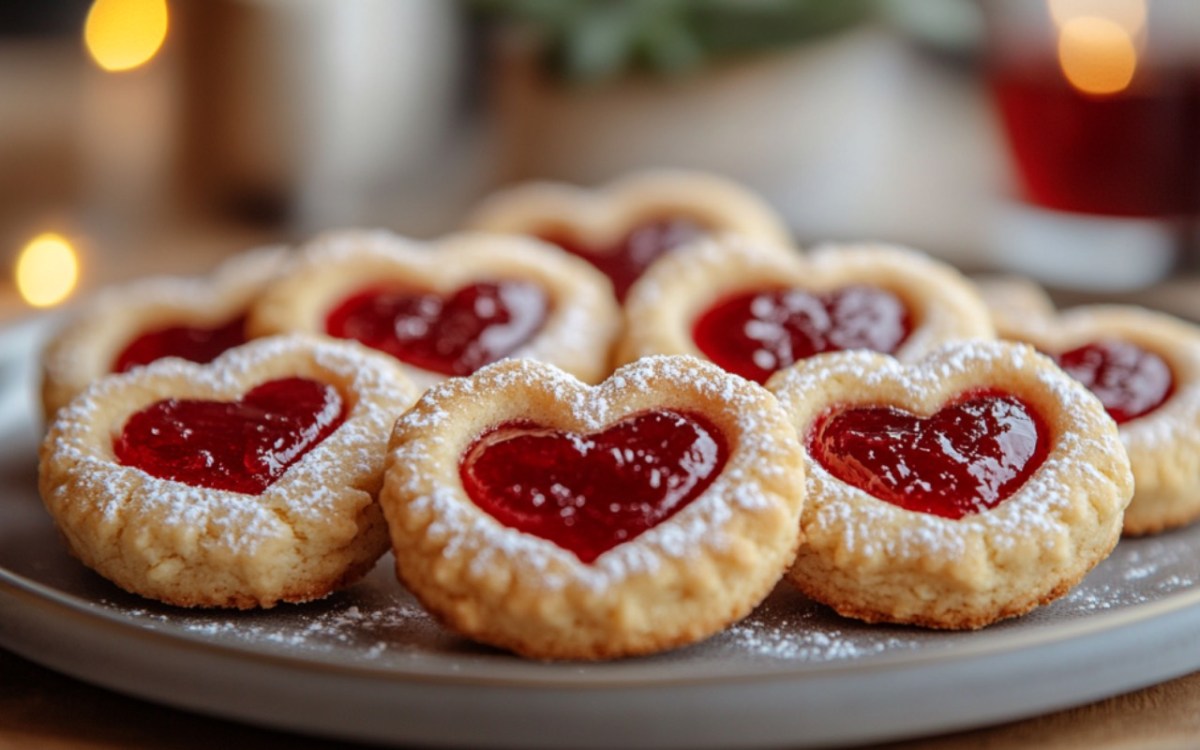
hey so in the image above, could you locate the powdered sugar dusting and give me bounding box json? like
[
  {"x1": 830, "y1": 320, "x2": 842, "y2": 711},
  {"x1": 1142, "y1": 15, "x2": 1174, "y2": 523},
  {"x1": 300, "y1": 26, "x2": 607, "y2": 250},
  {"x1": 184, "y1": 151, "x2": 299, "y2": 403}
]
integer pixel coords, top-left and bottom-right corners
[
  {"x1": 104, "y1": 589, "x2": 444, "y2": 660},
  {"x1": 625, "y1": 237, "x2": 992, "y2": 372},
  {"x1": 43, "y1": 334, "x2": 417, "y2": 555},
  {"x1": 41, "y1": 244, "x2": 294, "y2": 414},
  {"x1": 771, "y1": 340, "x2": 1129, "y2": 561},
  {"x1": 389, "y1": 355, "x2": 801, "y2": 591},
  {"x1": 289, "y1": 229, "x2": 618, "y2": 385},
  {"x1": 724, "y1": 619, "x2": 917, "y2": 661},
  {"x1": 75, "y1": 517, "x2": 1200, "y2": 667}
]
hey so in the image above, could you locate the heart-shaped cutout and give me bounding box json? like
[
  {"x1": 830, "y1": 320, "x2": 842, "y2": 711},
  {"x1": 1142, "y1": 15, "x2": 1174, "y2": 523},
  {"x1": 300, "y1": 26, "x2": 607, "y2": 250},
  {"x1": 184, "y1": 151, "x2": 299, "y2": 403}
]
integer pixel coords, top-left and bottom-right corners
[
  {"x1": 1051, "y1": 339, "x2": 1173, "y2": 424},
  {"x1": 537, "y1": 216, "x2": 709, "y2": 301},
  {"x1": 459, "y1": 409, "x2": 728, "y2": 563},
  {"x1": 113, "y1": 315, "x2": 248, "y2": 373},
  {"x1": 809, "y1": 391, "x2": 1049, "y2": 519},
  {"x1": 324, "y1": 281, "x2": 548, "y2": 376},
  {"x1": 114, "y1": 376, "x2": 347, "y2": 495},
  {"x1": 694, "y1": 285, "x2": 912, "y2": 384}
]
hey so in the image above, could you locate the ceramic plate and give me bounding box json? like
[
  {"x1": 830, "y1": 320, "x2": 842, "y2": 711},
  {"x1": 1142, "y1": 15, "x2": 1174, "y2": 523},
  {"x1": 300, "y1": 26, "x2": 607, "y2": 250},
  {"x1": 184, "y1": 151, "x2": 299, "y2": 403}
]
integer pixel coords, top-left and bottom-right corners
[{"x1": 4, "y1": 315, "x2": 1200, "y2": 749}]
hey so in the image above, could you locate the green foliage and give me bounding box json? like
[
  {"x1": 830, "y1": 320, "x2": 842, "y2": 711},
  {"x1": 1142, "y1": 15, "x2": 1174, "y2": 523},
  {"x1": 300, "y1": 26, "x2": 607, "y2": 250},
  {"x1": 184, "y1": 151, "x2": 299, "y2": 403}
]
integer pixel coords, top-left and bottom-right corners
[{"x1": 474, "y1": 0, "x2": 874, "y2": 82}]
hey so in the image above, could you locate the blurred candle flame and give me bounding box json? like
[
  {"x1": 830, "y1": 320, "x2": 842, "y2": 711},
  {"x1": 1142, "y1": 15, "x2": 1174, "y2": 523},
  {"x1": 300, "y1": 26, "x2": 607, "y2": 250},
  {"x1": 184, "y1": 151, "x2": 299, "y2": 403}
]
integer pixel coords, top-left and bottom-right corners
[
  {"x1": 84, "y1": 0, "x2": 169, "y2": 72},
  {"x1": 1050, "y1": 0, "x2": 1143, "y2": 96},
  {"x1": 16, "y1": 233, "x2": 80, "y2": 308}
]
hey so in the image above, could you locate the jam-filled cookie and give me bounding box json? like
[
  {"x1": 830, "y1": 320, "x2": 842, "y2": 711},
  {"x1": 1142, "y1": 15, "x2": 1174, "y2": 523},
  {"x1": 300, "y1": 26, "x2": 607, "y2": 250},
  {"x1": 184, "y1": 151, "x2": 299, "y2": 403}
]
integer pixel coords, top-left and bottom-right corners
[
  {"x1": 985, "y1": 300, "x2": 1200, "y2": 536},
  {"x1": 617, "y1": 237, "x2": 995, "y2": 384},
  {"x1": 248, "y1": 231, "x2": 620, "y2": 390},
  {"x1": 767, "y1": 341, "x2": 1132, "y2": 629},
  {"x1": 380, "y1": 355, "x2": 805, "y2": 660},
  {"x1": 39, "y1": 335, "x2": 419, "y2": 609},
  {"x1": 464, "y1": 169, "x2": 793, "y2": 301},
  {"x1": 41, "y1": 245, "x2": 292, "y2": 420}
]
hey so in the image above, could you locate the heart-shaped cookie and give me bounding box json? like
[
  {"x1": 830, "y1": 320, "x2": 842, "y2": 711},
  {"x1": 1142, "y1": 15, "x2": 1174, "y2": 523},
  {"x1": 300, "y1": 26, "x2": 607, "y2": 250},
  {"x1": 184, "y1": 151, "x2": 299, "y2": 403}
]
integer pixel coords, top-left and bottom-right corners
[
  {"x1": 380, "y1": 355, "x2": 805, "y2": 660},
  {"x1": 39, "y1": 335, "x2": 420, "y2": 608},
  {"x1": 464, "y1": 169, "x2": 793, "y2": 301},
  {"x1": 616, "y1": 237, "x2": 996, "y2": 383},
  {"x1": 982, "y1": 295, "x2": 1200, "y2": 536},
  {"x1": 248, "y1": 231, "x2": 620, "y2": 390},
  {"x1": 767, "y1": 340, "x2": 1132, "y2": 630},
  {"x1": 41, "y1": 245, "x2": 292, "y2": 420}
]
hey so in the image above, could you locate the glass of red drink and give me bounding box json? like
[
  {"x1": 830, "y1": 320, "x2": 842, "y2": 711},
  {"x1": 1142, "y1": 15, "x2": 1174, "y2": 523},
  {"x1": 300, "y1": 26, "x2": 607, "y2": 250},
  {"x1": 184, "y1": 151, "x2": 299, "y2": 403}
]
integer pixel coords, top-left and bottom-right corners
[{"x1": 982, "y1": 0, "x2": 1200, "y2": 288}]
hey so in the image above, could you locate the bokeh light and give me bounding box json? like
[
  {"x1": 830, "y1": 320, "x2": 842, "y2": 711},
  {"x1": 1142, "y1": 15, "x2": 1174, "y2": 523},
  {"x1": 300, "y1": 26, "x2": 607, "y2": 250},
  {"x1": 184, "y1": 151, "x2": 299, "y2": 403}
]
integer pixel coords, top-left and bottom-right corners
[
  {"x1": 84, "y1": 0, "x2": 169, "y2": 72},
  {"x1": 16, "y1": 233, "x2": 80, "y2": 308}
]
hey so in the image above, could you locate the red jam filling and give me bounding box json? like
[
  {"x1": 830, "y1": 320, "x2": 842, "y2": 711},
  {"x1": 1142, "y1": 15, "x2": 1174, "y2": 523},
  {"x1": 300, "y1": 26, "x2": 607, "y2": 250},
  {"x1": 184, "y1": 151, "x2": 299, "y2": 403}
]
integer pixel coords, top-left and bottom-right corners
[
  {"x1": 459, "y1": 410, "x2": 728, "y2": 563},
  {"x1": 808, "y1": 391, "x2": 1049, "y2": 519},
  {"x1": 324, "y1": 281, "x2": 548, "y2": 376},
  {"x1": 113, "y1": 377, "x2": 346, "y2": 495},
  {"x1": 693, "y1": 286, "x2": 912, "y2": 384},
  {"x1": 536, "y1": 216, "x2": 709, "y2": 301},
  {"x1": 1052, "y1": 340, "x2": 1172, "y2": 424},
  {"x1": 112, "y1": 316, "x2": 248, "y2": 373}
]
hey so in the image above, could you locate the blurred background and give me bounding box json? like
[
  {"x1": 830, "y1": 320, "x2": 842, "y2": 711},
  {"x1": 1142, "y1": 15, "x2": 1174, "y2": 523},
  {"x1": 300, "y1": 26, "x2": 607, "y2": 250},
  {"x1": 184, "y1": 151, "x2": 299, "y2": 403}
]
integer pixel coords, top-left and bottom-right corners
[{"x1": 0, "y1": 0, "x2": 1197, "y2": 318}]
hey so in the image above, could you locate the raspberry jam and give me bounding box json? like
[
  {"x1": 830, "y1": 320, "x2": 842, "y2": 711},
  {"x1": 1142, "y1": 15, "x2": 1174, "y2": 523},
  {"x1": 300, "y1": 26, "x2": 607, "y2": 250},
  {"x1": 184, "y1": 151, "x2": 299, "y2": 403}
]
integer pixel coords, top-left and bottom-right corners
[
  {"x1": 112, "y1": 316, "x2": 248, "y2": 373},
  {"x1": 1052, "y1": 340, "x2": 1173, "y2": 424},
  {"x1": 809, "y1": 392, "x2": 1049, "y2": 519},
  {"x1": 324, "y1": 281, "x2": 548, "y2": 376},
  {"x1": 537, "y1": 216, "x2": 709, "y2": 301},
  {"x1": 693, "y1": 286, "x2": 912, "y2": 384},
  {"x1": 459, "y1": 410, "x2": 728, "y2": 563},
  {"x1": 114, "y1": 377, "x2": 346, "y2": 495}
]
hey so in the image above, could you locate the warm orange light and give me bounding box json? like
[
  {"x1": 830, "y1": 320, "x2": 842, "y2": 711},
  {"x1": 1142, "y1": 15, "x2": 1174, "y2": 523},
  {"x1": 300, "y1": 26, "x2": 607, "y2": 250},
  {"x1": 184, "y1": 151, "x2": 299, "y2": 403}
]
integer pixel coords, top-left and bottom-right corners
[
  {"x1": 84, "y1": 0, "x2": 169, "y2": 72},
  {"x1": 1057, "y1": 16, "x2": 1138, "y2": 95},
  {"x1": 16, "y1": 233, "x2": 80, "y2": 308}
]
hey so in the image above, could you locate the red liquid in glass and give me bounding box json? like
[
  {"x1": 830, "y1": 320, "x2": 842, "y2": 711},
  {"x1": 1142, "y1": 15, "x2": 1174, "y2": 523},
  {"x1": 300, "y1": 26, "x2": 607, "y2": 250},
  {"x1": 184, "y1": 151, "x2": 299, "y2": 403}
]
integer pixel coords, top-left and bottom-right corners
[
  {"x1": 459, "y1": 410, "x2": 728, "y2": 563},
  {"x1": 990, "y1": 59, "x2": 1200, "y2": 217},
  {"x1": 1053, "y1": 339, "x2": 1173, "y2": 424},
  {"x1": 114, "y1": 377, "x2": 346, "y2": 495},
  {"x1": 809, "y1": 391, "x2": 1049, "y2": 519},
  {"x1": 324, "y1": 281, "x2": 548, "y2": 376},
  {"x1": 693, "y1": 286, "x2": 911, "y2": 384},
  {"x1": 537, "y1": 217, "x2": 709, "y2": 301},
  {"x1": 112, "y1": 316, "x2": 248, "y2": 373}
]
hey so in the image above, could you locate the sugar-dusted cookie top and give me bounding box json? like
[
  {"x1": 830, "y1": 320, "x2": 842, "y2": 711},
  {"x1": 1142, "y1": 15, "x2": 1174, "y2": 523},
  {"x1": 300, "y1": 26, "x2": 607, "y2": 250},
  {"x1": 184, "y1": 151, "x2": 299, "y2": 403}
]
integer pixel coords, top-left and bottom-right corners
[
  {"x1": 39, "y1": 334, "x2": 420, "y2": 609},
  {"x1": 984, "y1": 294, "x2": 1200, "y2": 535},
  {"x1": 380, "y1": 355, "x2": 805, "y2": 660},
  {"x1": 41, "y1": 245, "x2": 292, "y2": 420},
  {"x1": 465, "y1": 169, "x2": 793, "y2": 301},
  {"x1": 248, "y1": 230, "x2": 621, "y2": 390},
  {"x1": 767, "y1": 340, "x2": 1132, "y2": 629},
  {"x1": 618, "y1": 237, "x2": 995, "y2": 383}
]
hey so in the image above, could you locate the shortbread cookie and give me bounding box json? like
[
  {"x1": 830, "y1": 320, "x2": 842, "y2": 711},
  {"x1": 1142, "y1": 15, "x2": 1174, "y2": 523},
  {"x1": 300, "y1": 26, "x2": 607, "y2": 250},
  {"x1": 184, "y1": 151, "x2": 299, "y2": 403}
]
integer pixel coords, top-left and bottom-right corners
[
  {"x1": 41, "y1": 245, "x2": 292, "y2": 420},
  {"x1": 248, "y1": 231, "x2": 620, "y2": 390},
  {"x1": 987, "y1": 302, "x2": 1200, "y2": 535},
  {"x1": 380, "y1": 356, "x2": 805, "y2": 660},
  {"x1": 465, "y1": 169, "x2": 793, "y2": 300},
  {"x1": 617, "y1": 238, "x2": 995, "y2": 383},
  {"x1": 767, "y1": 341, "x2": 1132, "y2": 629},
  {"x1": 39, "y1": 335, "x2": 420, "y2": 609}
]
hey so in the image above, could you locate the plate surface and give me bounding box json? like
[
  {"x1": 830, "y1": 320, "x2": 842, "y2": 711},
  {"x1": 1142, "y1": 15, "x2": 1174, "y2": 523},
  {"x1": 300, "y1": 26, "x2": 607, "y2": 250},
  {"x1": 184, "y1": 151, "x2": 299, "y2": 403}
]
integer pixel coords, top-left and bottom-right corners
[{"x1": 5, "y1": 316, "x2": 1200, "y2": 749}]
